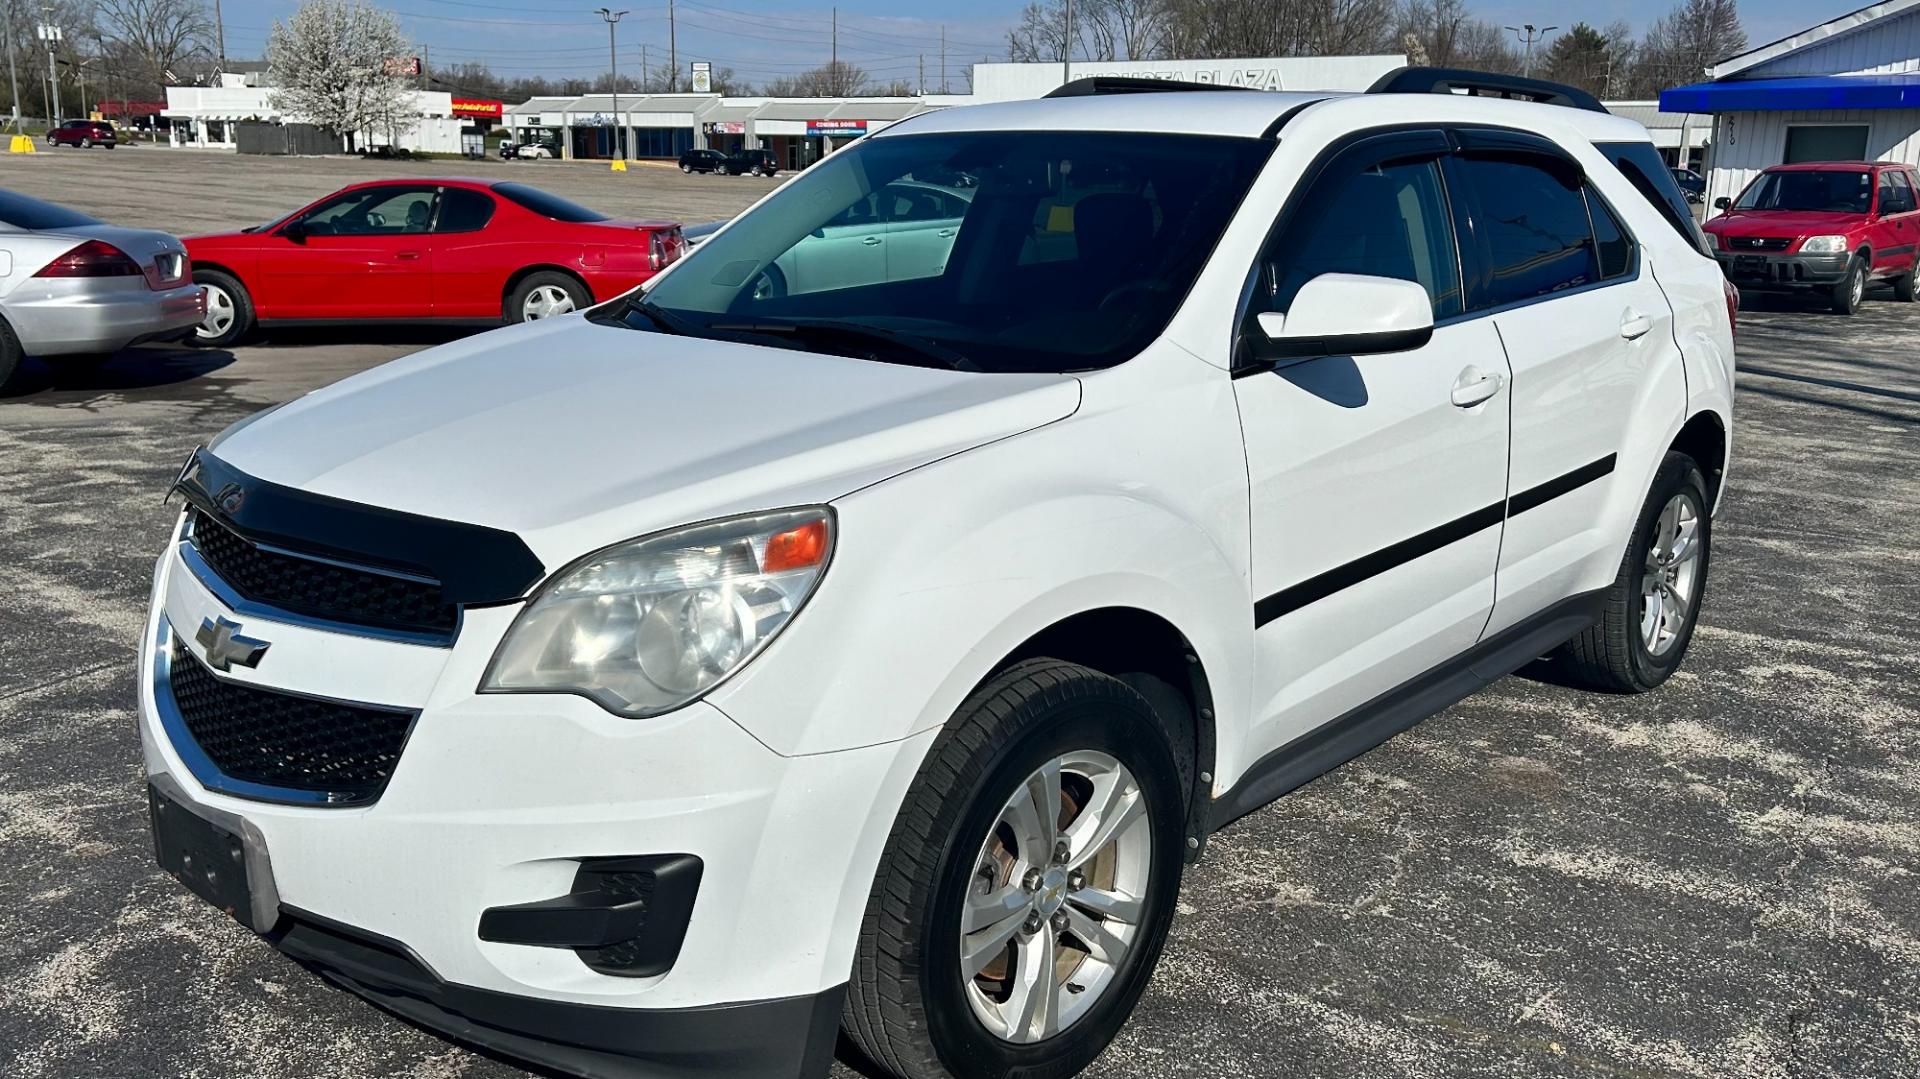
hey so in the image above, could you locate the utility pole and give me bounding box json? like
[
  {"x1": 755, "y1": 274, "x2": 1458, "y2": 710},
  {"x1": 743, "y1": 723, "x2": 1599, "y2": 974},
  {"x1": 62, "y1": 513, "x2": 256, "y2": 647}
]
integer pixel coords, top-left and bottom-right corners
[
  {"x1": 212, "y1": 0, "x2": 227, "y2": 75},
  {"x1": 668, "y1": 0, "x2": 677, "y2": 92},
  {"x1": 1503, "y1": 23, "x2": 1557, "y2": 78},
  {"x1": 940, "y1": 26, "x2": 946, "y2": 93},
  {"x1": 917, "y1": 54, "x2": 923, "y2": 96},
  {"x1": 1062, "y1": 0, "x2": 1072, "y2": 86},
  {"x1": 831, "y1": 7, "x2": 837, "y2": 95},
  {"x1": 641, "y1": 42, "x2": 648, "y2": 90},
  {"x1": 421, "y1": 44, "x2": 429, "y2": 91},
  {"x1": 39, "y1": 9, "x2": 60, "y2": 126},
  {"x1": 4, "y1": 1, "x2": 22, "y2": 131},
  {"x1": 597, "y1": 8, "x2": 628, "y2": 159}
]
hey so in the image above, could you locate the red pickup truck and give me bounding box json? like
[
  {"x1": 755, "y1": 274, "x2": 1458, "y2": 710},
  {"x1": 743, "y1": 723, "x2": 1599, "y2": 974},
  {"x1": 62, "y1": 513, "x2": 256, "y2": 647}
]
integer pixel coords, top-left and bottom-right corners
[{"x1": 1703, "y1": 161, "x2": 1920, "y2": 314}]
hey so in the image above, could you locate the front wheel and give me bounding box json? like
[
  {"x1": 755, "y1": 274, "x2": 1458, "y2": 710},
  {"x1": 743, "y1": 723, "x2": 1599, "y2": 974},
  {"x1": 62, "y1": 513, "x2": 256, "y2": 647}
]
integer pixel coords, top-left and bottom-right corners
[
  {"x1": 1892, "y1": 260, "x2": 1918, "y2": 303},
  {"x1": 79, "y1": 136, "x2": 92, "y2": 148},
  {"x1": 1551, "y1": 452, "x2": 1712, "y2": 692},
  {"x1": 506, "y1": 271, "x2": 589, "y2": 323},
  {"x1": 1831, "y1": 256, "x2": 1867, "y2": 314},
  {"x1": 843, "y1": 660, "x2": 1188, "y2": 1079},
  {"x1": 680, "y1": 163, "x2": 692, "y2": 173}
]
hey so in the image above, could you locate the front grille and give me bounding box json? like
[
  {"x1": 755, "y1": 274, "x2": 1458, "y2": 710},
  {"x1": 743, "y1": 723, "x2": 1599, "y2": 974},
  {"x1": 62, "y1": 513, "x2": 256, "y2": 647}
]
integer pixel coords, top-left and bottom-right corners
[
  {"x1": 1728, "y1": 236, "x2": 1791, "y2": 251},
  {"x1": 576, "y1": 869, "x2": 657, "y2": 975},
  {"x1": 189, "y1": 510, "x2": 458, "y2": 638},
  {"x1": 168, "y1": 637, "x2": 415, "y2": 805}
]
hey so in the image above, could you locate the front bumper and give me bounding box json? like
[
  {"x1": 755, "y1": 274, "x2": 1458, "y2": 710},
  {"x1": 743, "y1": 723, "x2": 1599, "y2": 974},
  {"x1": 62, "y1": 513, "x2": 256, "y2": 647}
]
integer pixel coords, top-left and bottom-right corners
[
  {"x1": 5, "y1": 276, "x2": 203, "y2": 355},
  {"x1": 1713, "y1": 249, "x2": 1851, "y2": 289},
  {"x1": 139, "y1": 535, "x2": 935, "y2": 1077}
]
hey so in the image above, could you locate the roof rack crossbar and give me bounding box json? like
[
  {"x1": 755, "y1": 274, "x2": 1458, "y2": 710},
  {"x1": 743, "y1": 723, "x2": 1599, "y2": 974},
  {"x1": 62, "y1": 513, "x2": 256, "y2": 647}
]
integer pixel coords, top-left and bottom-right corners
[
  {"x1": 1366, "y1": 66, "x2": 1607, "y2": 113},
  {"x1": 1044, "y1": 76, "x2": 1253, "y2": 98}
]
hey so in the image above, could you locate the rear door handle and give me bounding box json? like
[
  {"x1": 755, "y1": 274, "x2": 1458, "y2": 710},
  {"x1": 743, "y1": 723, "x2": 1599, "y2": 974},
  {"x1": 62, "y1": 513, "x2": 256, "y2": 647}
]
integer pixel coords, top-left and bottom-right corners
[
  {"x1": 1450, "y1": 366, "x2": 1504, "y2": 408},
  {"x1": 1620, "y1": 310, "x2": 1652, "y2": 339}
]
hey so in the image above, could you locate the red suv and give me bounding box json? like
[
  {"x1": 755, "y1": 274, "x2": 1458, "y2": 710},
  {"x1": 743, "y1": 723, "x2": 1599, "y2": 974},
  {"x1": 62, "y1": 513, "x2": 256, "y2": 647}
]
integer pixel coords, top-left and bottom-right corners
[
  {"x1": 46, "y1": 119, "x2": 118, "y2": 149},
  {"x1": 1704, "y1": 161, "x2": 1919, "y2": 313}
]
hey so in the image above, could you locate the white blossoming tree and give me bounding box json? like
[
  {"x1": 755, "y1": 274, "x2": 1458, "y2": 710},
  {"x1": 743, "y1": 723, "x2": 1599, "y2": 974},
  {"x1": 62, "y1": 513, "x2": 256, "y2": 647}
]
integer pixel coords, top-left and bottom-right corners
[{"x1": 265, "y1": 0, "x2": 416, "y2": 152}]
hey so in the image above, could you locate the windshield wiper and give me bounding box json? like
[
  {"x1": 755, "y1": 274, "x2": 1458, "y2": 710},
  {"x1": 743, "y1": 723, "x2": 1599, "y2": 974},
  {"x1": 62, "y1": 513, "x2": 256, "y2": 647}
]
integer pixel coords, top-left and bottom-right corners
[
  {"x1": 705, "y1": 319, "x2": 980, "y2": 372},
  {"x1": 604, "y1": 295, "x2": 693, "y2": 336}
]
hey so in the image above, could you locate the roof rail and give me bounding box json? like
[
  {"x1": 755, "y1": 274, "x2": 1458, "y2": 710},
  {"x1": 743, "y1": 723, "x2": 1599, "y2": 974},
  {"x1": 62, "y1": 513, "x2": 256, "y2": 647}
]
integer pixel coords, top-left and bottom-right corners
[
  {"x1": 1367, "y1": 66, "x2": 1607, "y2": 113},
  {"x1": 1044, "y1": 76, "x2": 1252, "y2": 98}
]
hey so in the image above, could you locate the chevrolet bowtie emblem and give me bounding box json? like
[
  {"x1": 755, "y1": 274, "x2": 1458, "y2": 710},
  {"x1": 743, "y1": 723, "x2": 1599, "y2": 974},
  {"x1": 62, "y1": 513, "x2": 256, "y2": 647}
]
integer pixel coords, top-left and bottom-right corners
[{"x1": 196, "y1": 615, "x2": 270, "y2": 673}]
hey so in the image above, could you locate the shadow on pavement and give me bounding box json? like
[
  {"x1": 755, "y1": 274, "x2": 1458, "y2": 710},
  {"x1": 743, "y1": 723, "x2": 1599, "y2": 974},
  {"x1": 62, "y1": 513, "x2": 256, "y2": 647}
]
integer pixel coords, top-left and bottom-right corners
[{"x1": 1, "y1": 345, "x2": 236, "y2": 399}]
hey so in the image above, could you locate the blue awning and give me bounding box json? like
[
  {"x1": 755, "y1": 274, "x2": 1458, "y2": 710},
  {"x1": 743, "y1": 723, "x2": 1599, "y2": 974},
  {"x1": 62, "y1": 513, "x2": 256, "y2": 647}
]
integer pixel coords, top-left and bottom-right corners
[{"x1": 1661, "y1": 74, "x2": 1920, "y2": 113}]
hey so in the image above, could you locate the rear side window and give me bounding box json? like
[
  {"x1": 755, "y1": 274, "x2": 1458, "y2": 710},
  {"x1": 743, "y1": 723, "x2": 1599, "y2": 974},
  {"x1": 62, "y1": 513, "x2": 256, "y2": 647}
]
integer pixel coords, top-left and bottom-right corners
[
  {"x1": 1263, "y1": 157, "x2": 1463, "y2": 319},
  {"x1": 0, "y1": 190, "x2": 100, "y2": 230},
  {"x1": 1587, "y1": 188, "x2": 1634, "y2": 280},
  {"x1": 1888, "y1": 171, "x2": 1918, "y2": 214},
  {"x1": 1595, "y1": 141, "x2": 1711, "y2": 256},
  {"x1": 435, "y1": 188, "x2": 496, "y2": 233},
  {"x1": 1458, "y1": 156, "x2": 1596, "y2": 307},
  {"x1": 494, "y1": 182, "x2": 609, "y2": 223}
]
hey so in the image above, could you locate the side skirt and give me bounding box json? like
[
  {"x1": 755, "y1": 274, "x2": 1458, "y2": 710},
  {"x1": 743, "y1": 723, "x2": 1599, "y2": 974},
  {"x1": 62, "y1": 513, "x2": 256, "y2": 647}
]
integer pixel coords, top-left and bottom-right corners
[{"x1": 1207, "y1": 589, "x2": 1605, "y2": 832}]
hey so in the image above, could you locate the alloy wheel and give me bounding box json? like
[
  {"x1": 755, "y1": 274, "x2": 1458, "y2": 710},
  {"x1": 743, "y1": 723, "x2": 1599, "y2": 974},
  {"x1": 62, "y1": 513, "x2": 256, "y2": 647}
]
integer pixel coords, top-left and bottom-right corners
[
  {"x1": 522, "y1": 284, "x2": 575, "y2": 320},
  {"x1": 960, "y1": 750, "x2": 1151, "y2": 1044},
  {"x1": 199, "y1": 285, "x2": 235, "y2": 340},
  {"x1": 1850, "y1": 265, "x2": 1866, "y2": 309},
  {"x1": 1640, "y1": 491, "x2": 1702, "y2": 656}
]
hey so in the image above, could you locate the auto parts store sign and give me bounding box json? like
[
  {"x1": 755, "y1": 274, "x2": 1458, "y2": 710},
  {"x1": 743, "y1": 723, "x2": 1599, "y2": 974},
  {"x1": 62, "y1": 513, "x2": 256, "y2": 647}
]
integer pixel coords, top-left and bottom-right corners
[
  {"x1": 806, "y1": 120, "x2": 868, "y2": 137},
  {"x1": 453, "y1": 98, "x2": 504, "y2": 119}
]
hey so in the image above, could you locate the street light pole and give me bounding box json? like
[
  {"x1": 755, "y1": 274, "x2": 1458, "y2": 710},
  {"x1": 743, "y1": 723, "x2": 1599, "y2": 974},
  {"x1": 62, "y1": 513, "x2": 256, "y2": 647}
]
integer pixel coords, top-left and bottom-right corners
[
  {"x1": 597, "y1": 7, "x2": 628, "y2": 161},
  {"x1": 1062, "y1": 0, "x2": 1072, "y2": 86},
  {"x1": 1503, "y1": 23, "x2": 1558, "y2": 79}
]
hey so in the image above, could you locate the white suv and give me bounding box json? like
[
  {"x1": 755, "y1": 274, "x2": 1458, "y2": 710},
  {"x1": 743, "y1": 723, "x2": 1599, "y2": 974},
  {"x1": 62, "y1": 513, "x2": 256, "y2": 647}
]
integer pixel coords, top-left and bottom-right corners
[{"x1": 141, "y1": 70, "x2": 1733, "y2": 1079}]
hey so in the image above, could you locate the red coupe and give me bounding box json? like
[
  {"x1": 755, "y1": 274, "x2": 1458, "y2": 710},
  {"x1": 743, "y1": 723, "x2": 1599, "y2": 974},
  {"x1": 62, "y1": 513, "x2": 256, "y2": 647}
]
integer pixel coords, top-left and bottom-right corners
[{"x1": 185, "y1": 179, "x2": 685, "y2": 346}]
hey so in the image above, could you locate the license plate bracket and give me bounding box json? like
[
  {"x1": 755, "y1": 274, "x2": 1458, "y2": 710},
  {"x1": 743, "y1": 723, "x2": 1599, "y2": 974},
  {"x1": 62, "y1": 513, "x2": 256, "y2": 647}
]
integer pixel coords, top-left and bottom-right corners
[{"x1": 148, "y1": 778, "x2": 280, "y2": 932}]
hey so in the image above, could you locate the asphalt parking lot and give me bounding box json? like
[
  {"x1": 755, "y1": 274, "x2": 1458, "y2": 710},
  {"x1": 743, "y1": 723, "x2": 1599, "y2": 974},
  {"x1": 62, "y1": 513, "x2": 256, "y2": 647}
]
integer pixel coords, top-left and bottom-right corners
[{"x1": 2, "y1": 152, "x2": 1918, "y2": 1078}]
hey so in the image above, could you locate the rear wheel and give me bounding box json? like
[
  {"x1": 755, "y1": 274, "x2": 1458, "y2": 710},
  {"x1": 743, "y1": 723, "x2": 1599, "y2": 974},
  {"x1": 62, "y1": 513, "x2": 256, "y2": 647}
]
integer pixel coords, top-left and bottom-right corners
[
  {"x1": 79, "y1": 136, "x2": 92, "y2": 148},
  {"x1": 1551, "y1": 452, "x2": 1711, "y2": 693},
  {"x1": 193, "y1": 269, "x2": 254, "y2": 348},
  {"x1": 506, "y1": 271, "x2": 589, "y2": 323},
  {"x1": 0, "y1": 317, "x2": 22, "y2": 392},
  {"x1": 45, "y1": 134, "x2": 57, "y2": 147},
  {"x1": 843, "y1": 660, "x2": 1188, "y2": 1079},
  {"x1": 680, "y1": 162, "x2": 692, "y2": 173},
  {"x1": 1831, "y1": 255, "x2": 1867, "y2": 314},
  {"x1": 1893, "y1": 259, "x2": 1918, "y2": 303}
]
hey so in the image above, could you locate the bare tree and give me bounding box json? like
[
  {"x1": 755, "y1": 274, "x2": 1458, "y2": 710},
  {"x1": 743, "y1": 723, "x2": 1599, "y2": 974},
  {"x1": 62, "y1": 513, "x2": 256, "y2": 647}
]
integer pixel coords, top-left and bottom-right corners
[
  {"x1": 763, "y1": 60, "x2": 868, "y2": 97},
  {"x1": 1635, "y1": 0, "x2": 1745, "y2": 91},
  {"x1": 1395, "y1": 0, "x2": 1517, "y2": 71},
  {"x1": 265, "y1": 0, "x2": 415, "y2": 151},
  {"x1": 94, "y1": 0, "x2": 212, "y2": 98}
]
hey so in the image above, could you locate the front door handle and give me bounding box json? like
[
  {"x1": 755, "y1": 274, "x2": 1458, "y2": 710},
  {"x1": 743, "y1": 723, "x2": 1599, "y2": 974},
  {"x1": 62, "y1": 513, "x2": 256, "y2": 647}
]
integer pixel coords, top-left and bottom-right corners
[
  {"x1": 396, "y1": 250, "x2": 422, "y2": 261},
  {"x1": 861, "y1": 236, "x2": 882, "y2": 246},
  {"x1": 1450, "y1": 366, "x2": 1504, "y2": 408},
  {"x1": 937, "y1": 228, "x2": 957, "y2": 238},
  {"x1": 1620, "y1": 309, "x2": 1652, "y2": 339}
]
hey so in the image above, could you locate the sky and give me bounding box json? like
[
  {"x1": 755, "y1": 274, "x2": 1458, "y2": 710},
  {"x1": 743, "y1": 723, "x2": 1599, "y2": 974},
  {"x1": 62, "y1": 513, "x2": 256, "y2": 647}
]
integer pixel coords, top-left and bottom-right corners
[{"x1": 217, "y1": 0, "x2": 1870, "y2": 93}]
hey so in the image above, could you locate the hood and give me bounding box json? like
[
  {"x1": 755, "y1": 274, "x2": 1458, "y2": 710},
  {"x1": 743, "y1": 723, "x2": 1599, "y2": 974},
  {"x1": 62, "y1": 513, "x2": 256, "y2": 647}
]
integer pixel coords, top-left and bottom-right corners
[
  {"x1": 1705, "y1": 209, "x2": 1865, "y2": 238},
  {"x1": 212, "y1": 317, "x2": 1081, "y2": 565}
]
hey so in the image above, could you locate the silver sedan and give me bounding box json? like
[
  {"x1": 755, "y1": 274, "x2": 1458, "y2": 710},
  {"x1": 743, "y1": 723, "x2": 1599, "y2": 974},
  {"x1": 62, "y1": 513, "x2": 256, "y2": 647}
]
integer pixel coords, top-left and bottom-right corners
[{"x1": 1, "y1": 189, "x2": 205, "y2": 389}]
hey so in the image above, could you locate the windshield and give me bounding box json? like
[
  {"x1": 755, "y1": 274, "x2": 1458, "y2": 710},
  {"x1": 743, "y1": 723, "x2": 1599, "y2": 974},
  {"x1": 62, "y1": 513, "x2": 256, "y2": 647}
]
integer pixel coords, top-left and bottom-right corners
[
  {"x1": 0, "y1": 190, "x2": 100, "y2": 230},
  {"x1": 494, "y1": 182, "x2": 609, "y2": 222},
  {"x1": 632, "y1": 130, "x2": 1273, "y2": 373},
  {"x1": 1735, "y1": 170, "x2": 1873, "y2": 213}
]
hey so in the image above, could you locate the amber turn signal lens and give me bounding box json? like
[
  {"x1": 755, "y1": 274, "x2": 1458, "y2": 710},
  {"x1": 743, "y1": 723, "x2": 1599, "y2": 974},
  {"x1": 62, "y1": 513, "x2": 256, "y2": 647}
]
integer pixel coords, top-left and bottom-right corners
[{"x1": 763, "y1": 518, "x2": 829, "y2": 573}]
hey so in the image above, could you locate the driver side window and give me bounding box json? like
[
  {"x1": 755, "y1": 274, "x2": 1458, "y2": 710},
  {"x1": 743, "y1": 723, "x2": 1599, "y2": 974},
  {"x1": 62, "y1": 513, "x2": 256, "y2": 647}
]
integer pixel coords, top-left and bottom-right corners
[
  {"x1": 300, "y1": 187, "x2": 438, "y2": 236},
  {"x1": 1261, "y1": 152, "x2": 1462, "y2": 319}
]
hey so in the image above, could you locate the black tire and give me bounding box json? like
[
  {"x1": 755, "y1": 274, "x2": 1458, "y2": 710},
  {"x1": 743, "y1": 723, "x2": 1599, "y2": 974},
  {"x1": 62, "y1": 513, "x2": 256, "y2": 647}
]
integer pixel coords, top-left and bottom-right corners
[
  {"x1": 680, "y1": 163, "x2": 692, "y2": 173},
  {"x1": 45, "y1": 134, "x2": 57, "y2": 147},
  {"x1": 843, "y1": 659, "x2": 1189, "y2": 1079},
  {"x1": 79, "y1": 136, "x2": 92, "y2": 148},
  {"x1": 504, "y1": 270, "x2": 590, "y2": 324},
  {"x1": 0, "y1": 316, "x2": 23, "y2": 392},
  {"x1": 1551, "y1": 452, "x2": 1712, "y2": 693},
  {"x1": 1831, "y1": 255, "x2": 1867, "y2": 314},
  {"x1": 1893, "y1": 260, "x2": 1918, "y2": 303},
  {"x1": 192, "y1": 269, "x2": 255, "y2": 348}
]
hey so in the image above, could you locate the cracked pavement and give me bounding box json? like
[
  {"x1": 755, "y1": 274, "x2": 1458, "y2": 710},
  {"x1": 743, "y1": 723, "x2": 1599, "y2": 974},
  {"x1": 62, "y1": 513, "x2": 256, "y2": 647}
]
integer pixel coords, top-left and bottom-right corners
[{"x1": 1, "y1": 153, "x2": 1916, "y2": 1079}]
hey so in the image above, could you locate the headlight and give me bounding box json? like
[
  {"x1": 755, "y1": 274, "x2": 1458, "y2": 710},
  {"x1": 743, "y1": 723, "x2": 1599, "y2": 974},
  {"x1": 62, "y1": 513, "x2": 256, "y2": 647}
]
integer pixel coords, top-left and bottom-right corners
[
  {"x1": 1800, "y1": 235, "x2": 1848, "y2": 254},
  {"x1": 483, "y1": 508, "x2": 833, "y2": 717}
]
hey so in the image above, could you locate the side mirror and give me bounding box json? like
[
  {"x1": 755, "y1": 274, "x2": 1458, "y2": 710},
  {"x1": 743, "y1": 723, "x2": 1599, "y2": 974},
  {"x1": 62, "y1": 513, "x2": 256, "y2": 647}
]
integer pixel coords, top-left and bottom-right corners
[
  {"x1": 1253, "y1": 274, "x2": 1434, "y2": 361},
  {"x1": 280, "y1": 219, "x2": 308, "y2": 241},
  {"x1": 1713, "y1": 196, "x2": 1732, "y2": 210}
]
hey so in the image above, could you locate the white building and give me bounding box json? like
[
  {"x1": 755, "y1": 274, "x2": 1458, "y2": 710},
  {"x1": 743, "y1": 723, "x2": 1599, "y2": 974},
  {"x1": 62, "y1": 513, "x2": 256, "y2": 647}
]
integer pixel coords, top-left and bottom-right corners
[
  {"x1": 163, "y1": 85, "x2": 470, "y2": 153},
  {"x1": 503, "y1": 55, "x2": 1404, "y2": 171},
  {"x1": 1662, "y1": 0, "x2": 1920, "y2": 206}
]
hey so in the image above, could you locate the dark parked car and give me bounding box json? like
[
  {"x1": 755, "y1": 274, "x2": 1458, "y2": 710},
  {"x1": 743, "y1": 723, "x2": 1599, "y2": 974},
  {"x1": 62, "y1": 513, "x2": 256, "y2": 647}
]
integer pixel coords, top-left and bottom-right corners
[
  {"x1": 723, "y1": 149, "x2": 780, "y2": 177},
  {"x1": 1671, "y1": 167, "x2": 1706, "y2": 203},
  {"x1": 678, "y1": 148, "x2": 728, "y2": 174},
  {"x1": 499, "y1": 140, "x2": 556, "y2": 160},
  {"x1": 46, "y1": 119, "x2": 117, "y2": 149}
]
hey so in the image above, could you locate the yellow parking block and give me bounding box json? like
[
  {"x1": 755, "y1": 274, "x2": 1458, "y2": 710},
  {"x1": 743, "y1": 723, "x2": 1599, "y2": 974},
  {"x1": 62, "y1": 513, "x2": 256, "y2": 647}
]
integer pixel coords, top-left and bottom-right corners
[
  {"x1": 611, "y1": 159, "x2": 628, "y2": 172},
  {"x1": 9, "y1": 135, "x2": 36, "y2": 153}
]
